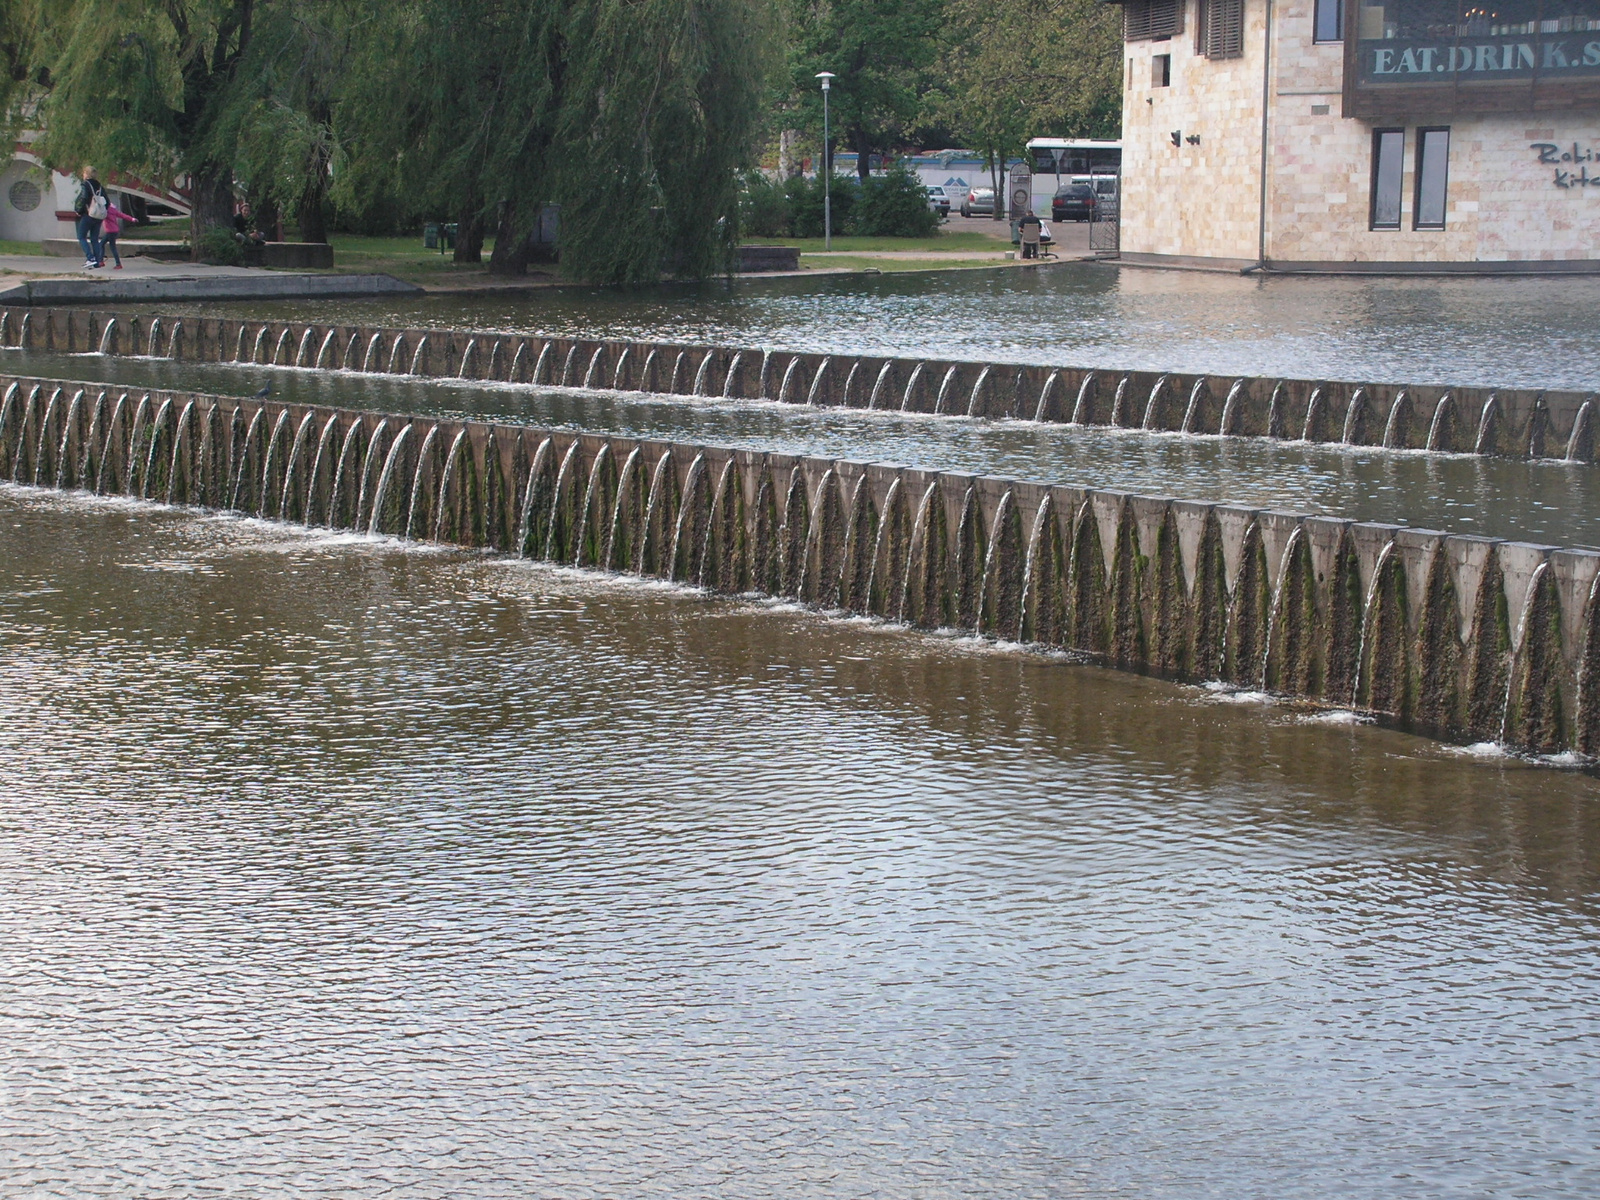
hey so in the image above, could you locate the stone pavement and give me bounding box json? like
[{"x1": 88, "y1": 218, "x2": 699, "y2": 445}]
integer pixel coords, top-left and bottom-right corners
[
  {"x1": 0, "y1": 254, "x2": 421, "y2": 304},
  {"x1": 0, "y1": 253, "x2": 275, "y2": 280}
]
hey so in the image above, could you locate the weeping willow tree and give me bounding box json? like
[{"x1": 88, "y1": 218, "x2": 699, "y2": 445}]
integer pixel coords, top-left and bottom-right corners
[
  {"x1": 204, "y1": 0, "x2": 355, "y2": 243},
  {"x1": 336, "y1": 0, "x2": 778, "y2": 283},
  {"x1": 1, "y1": 3, "x2": 41, "y2": 141}
]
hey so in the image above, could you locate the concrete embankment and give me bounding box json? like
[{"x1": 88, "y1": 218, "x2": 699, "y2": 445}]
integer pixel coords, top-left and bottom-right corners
[
  {"x1": 1, "y1": 305, "x2": 1592, "y2": 462},
  {"x1": 0, "y1": 276, "x2": 419, "y2": 307},
  {"x1": 2, "y1": 369, "x2": 1597, "y2": 757}
]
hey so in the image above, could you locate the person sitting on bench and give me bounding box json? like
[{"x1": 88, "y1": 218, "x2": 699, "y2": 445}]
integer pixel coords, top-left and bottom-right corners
[{"x1": 1018, "y1": 210, "x2": 1042, "y2": 260}]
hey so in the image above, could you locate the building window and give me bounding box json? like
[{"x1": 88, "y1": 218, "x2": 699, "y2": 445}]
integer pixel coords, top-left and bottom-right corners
[
  {"x1": 1370, "y1": 128, "x2": 1404, "y2": 230},
  {"x1": 1413, "y1": 127, "x2": 1449, "y2": 229},
  {"x1": 1313, "y1": 0, "x2": 1342, "y2": 42},
  {"x1": 1153, "y1": 54, "x2": 1172, "y2": 86},
  {"x1": 1125, "y1": 0, "x2": 1184, "y2": 41},
  {"x1": 1198, "y1": 0, "x2": 1244, "y2": 59}
]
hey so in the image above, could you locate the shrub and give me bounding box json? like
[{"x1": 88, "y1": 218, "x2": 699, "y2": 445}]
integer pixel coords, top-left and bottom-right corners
[
  {"x1": 197, "y1": 226, "x2": 244, "y2": 265},
  {"x1": 739, "y1": 172, "x2": 792, "y2": 239},
  {"x1": 852, "y1": 163, "x2": 939, "y2": 238},
  {"x1": 787, "y1": 171, "x2": 857, "y2": 239}
]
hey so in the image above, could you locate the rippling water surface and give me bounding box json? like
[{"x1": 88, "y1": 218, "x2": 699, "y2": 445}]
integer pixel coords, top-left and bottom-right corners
[
  {"x1": 142, "y1": 264, "x2": 1600, "y2": 391},
  {"x1": 5, "y1": 346, "x2": 1598, "y2": 547},
  {"x1": 3, "y1": 487, "x2": 1599, "y2": 1198}
]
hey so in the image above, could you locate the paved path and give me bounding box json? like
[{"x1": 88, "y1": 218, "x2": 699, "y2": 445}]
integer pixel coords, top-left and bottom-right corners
[{"x1": 0, "y1": 253, "x2": 274, "y2": 280}]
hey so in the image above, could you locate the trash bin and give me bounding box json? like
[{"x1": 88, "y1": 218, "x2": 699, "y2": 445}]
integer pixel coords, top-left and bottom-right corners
[
  {"x1": 423, "y1": 222, "x2": 440, "y2": 249},
  {"x1": 442, "y1": 222, "x2": 457, "y2": 250}
]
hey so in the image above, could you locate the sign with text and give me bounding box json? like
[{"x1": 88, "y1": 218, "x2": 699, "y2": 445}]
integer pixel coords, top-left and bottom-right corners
[
  {"x1": 1360, "y1": 34, "x2": 1600, "y2": 83},
  {"x1": 1531, "y1": 142, "x2": 1600, "y2": 188}
]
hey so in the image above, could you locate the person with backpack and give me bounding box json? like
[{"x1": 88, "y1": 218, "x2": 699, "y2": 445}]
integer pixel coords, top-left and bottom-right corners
[
  {"x1": 100, "y1": 196, "x2": 131, "y2": 269},
  {"x1": 73, "y1": 166, "x2": 108, "y2": 269}
]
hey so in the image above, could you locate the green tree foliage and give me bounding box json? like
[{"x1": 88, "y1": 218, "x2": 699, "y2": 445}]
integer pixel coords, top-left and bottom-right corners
[
  {"x1": 933, "y1": 0, "x2": 1121, "y2": 189},
  {"x1": 787, "y1": 0, "x2": 941, "y2": 181},
  {"x1": 739, "y1": 170, "x2": 792, "y2": 238},
  {"x1": 0, "y1": 4, "x2": 41, "y2": 142},
  {"x1": 215, "y1": 0, "x2": 352, "y2": 243},
  {"x1": 4, "y1": 0, "x2": 777, "y2": 282},
  {"x1": 334, "y1": 0, "x2": 777, "y2": 281},
  {"x1": 8, "y1": 0, "x2": 266, "y2": 255},
  {"x1": 740, "y1": 161, "x2": 933, "y2": 239},
  {"x1": 853, "y1": 163, "x2": 936, "y2": 235}
]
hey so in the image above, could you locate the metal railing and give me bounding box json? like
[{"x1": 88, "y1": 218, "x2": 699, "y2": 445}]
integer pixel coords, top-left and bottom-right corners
[{"x1": 1088, "y1": 171, "x2": 1121, "y2": 258}]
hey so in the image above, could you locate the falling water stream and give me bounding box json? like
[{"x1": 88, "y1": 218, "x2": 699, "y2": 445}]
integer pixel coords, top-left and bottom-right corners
[
  {"x1": 4, "y1": 345, "x2": 1599, "y2": 546},
  {"x1": 5, "y1": 271, "x2": 1600, "y2": 1198}
]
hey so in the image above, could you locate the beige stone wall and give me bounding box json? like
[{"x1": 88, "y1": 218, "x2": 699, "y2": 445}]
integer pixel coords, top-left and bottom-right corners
[
  {"x1": 1121, "y1": 0, "x2": 1270, "y2": 261},
  {"x1": 1120, "y1": 0, "x2": 1600, "y2": 265}
]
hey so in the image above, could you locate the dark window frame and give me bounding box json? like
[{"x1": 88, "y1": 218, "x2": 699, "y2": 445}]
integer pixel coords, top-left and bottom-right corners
[
  {"x1": 1413, "y1": 126, "x2": 1450, "y2": 230},
  {"x1": 1153, "y1": 53, "x2": 1172, "y2": 86},
  {"x1": 1125, "y1": 0, "x2": 1184, "y2": 42},
  {"x1": 1196, "y1": 0, "x2": 1244, "y2": 59},
  {"x1": 1369, "y1": 127, "x2": 1405, "y2": 231},
  {"x1": 1313, "y1": 0, "x2": 1341, "y2": 43}
]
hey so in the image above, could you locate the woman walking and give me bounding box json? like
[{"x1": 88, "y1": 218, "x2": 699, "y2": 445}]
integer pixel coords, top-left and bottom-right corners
[{"x1": 73, "y1": 166, "x2": 107, "y2": 269}]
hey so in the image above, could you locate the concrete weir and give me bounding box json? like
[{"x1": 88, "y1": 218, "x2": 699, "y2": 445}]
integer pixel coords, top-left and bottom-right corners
[
  {"x1": 2, "y1": 306, "x2": 1596, "y2": 462},
  {"x1": 4, "y1": 370, "x2": 1600, "y2": 758}
]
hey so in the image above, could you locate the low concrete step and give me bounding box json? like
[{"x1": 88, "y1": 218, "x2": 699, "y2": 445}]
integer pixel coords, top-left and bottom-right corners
[{"x1": 738, "y1": 245, "x2": 801, "y2": 273}]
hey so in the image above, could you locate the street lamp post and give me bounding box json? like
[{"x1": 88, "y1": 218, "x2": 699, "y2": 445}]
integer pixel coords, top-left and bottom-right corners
[{"x1": 816, "y1": 72, "x2": 835, "y2": 252}]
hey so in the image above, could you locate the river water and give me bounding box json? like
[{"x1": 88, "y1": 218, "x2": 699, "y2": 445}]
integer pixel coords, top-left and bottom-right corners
[
  {"x1": 5, "y1": 272, "x2": 1600, "y2": 1198},
  {"x1": 147, "y1": 263, "x2": 1600, "y2": 391},
  {"x1": 4, "y1": 346, "x2": 1597, "y2": 547},
  {"x1": 2, "y1": 486, "x2": 1598, "y2": 1199}
]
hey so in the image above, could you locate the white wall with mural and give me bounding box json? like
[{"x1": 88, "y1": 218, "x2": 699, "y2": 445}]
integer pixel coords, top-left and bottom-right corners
[
  {"x1": 1, "y1": 145, "x2": 191, "y2": 244},
  {"x1": 0, "y1": 158, "x2": 68, "y2": 242}
]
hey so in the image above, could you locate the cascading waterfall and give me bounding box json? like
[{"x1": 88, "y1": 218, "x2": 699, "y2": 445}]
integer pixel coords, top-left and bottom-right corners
[
  {"x1": 1, "y1": 304, "x2": 1593, "y2": 463},
  {"x1": 0, "y1": 367, "x2": 1588, "y2": 756}
]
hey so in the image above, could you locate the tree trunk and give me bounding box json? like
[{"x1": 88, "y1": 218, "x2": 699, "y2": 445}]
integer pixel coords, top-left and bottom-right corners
[
  {"x1": 454, "y1": 199, "x2": 485, "y2": 263},
  {"x1": 488, "y1": 200, "x2": 528, "y2": 276},
  {"x1": 988, "y1": 151, "x2": 1005, "y2": 220},
  {"x1": 297, "y1": 107, "x2": 332, "y2": 244},
  {"x1": 778, "y1": 129, "x2": 799, "y2": 179},
  {"x1": 255, "y1": 196, "x2": 281, "y2": 241},
  {"x1": 297, "y1": 179, "x2": 328, "y2": 244},
  {"x1": 188, "y1": 163, "x2": 235, "y2": 262},
  {"x1": 854, "y1": 128, "x2": 871, "y2": 182}
]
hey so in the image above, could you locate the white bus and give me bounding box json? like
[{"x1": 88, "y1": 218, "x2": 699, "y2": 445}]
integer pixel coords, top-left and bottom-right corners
[
  {"x1": 1026, "y1": 138, "x2": 1122, "y2": 179},
  {"x1": 1024, "y1": 138, "x2": 1121, "y2": 215}
]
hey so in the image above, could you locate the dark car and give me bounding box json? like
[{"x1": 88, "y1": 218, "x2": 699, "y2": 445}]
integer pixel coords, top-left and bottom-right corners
[{"x1": 1052, "y1": 183, "x2": 1097, "y2": 222}]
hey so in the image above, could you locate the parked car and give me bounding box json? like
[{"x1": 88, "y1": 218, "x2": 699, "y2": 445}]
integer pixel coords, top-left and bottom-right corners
[
  {"x1": 1086, "y1": 175, "x2": 1120, "y2": 218},
  {"x1": 960, "y1": 187, "x2": 995, "y2": 217},
  {"x1": 1052, "y1": 183, "x2": 1098, "y2": 222},
  {"x1": 925, "y1": 185, "x2": 952, "y2": 216}
]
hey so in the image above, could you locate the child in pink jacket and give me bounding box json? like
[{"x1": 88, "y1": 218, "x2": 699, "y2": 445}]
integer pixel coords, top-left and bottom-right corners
[{"x1": 100, "y1": 200, "x2": 130, "y2": 268}]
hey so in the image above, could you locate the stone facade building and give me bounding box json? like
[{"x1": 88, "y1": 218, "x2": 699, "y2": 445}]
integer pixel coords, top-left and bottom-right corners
[{"x1": 1115, "y1": 0, "x2": 1600, "y2": 271}]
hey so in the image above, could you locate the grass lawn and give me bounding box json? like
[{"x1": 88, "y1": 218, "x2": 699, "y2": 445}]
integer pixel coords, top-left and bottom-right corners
[
  {"x1": 0, "y1": 239, "x2": 50, "y2": 256},
  {"x1": 127, "y1": 220, "x2": 192, "y2": 241},
  {"x1": 323, "y1": 234, "x2": 575, "y2": 286}
]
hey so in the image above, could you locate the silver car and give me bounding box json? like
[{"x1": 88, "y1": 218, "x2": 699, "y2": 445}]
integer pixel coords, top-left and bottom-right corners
[
  {"x1": 925, "y1": 185, "x2": 952, "y2": 216},
  {"x1": 959, "y1": 187, "x2": 995, "y2": 217}
]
